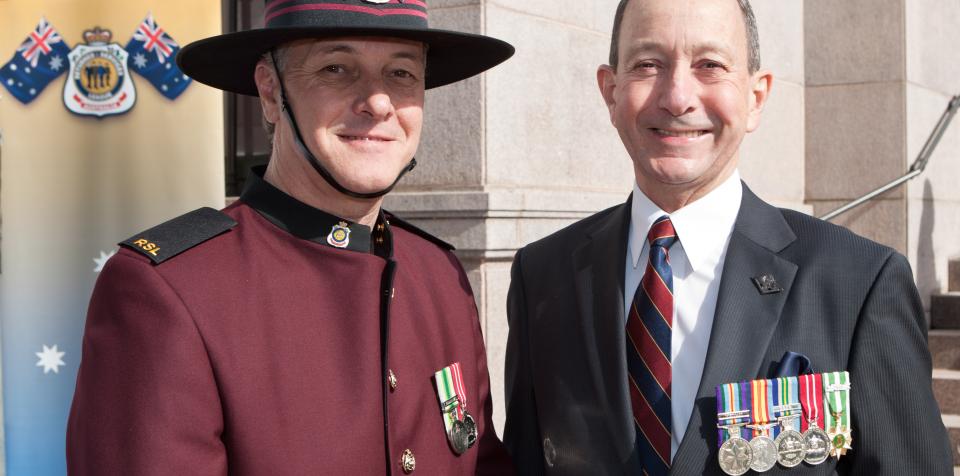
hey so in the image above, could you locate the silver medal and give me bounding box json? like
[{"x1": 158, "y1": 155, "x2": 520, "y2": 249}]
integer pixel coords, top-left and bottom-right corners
[
  {"x1": 449, "y1": 419, "x2": 470, "y2": 455},
  {"x1": 774, "y1": 429, "x2": 806, "y2": 467},
  {"x1": 718, "y1": 426, "x2": 753, "y2": 476},
  {"x1": 748, "y1": 436, "x2": 777, "y2": 472},
  {"x1": 803, "y1": 426, "x2": 831, "y2": 465},
  {"x1": 463, "y1": 412, "x2": 478, "y2": 449}
]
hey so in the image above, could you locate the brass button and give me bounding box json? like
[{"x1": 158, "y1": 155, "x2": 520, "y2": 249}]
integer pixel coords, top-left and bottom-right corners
[
  {"x1": 377, "y1": 223, "x2": 385, "y2": 232},
  {"x1": 401, "y1": 449, "x2": 416, "y2": 473},
  {"x1": 388, "y1": 369, "x2": 398, "y2": 391}
]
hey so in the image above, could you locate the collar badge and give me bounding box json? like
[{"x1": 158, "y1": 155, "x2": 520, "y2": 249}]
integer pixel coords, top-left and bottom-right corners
[{"x1": 327, "y1": 221, "x2": 351, "y2": 248}]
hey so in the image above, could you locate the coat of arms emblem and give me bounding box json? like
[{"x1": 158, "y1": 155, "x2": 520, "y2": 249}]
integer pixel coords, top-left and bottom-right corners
[{"x1": 63, "y1": 27, "x2": 136, "y2": 118}]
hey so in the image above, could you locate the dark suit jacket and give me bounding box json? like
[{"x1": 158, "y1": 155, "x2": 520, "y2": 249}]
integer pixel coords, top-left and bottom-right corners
[{"x1": 503, "y1": 183, "x2": 952, "y2": 475}]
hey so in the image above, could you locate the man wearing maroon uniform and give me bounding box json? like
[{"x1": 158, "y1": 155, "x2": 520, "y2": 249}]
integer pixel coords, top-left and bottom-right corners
[{"x1": 67, "y1": 2, "x2": 514, "y2": 474}]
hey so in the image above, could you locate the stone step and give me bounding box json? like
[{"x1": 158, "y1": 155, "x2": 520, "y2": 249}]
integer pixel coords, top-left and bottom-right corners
[
  {"x1": 945, "y1": 413, "x2": 960, "y2": 467},
  {"x1": 931, "y1": 330, "x2": 960, "y2": 371},
  {"x1": 932, "y1": 292, "x2": 960, "y2": 329},
  {"x1": 935, "y1": 369, "x2": 960, "y2": 417}
]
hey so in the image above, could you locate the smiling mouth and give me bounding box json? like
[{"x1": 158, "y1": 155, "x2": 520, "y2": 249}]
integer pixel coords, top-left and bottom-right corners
[
  {"x1": 651, "y1": 128, "x2": 709, "y2": 138},
  {"x1": 339, "y1": 135, "x2": 393, "y2": 142}
]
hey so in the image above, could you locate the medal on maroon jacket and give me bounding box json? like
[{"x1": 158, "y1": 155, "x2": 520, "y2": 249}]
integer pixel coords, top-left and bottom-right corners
[
  {"x1": 799, "y1": 373, "x2": 831, "y2": 464},
  {"x1": 434, "y1": 362, "x2": 477, "y2": 455}
]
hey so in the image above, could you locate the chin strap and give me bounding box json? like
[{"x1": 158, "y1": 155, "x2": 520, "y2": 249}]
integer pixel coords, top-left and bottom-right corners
[{"x1": 269, "y1": 50, "x2": 416, "y2": 200}]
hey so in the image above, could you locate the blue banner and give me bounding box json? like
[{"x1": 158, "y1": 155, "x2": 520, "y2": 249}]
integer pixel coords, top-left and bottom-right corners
[{"x1": 0, "y1": 18, "x2": 70, "y2": 104}]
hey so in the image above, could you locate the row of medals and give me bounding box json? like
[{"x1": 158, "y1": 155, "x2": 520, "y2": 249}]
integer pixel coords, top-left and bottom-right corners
[
  {"x1": 445, "y1": 396, "x2": 479, "y2": 455},
  {"x1": 718, "y1": 405, "x2": 832, "y2": 475}
]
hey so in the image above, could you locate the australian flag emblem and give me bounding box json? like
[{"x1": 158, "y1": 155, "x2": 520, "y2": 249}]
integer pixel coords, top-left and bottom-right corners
[
  {"x1": 125, "y1": 13, "x2": 191, "y2": 100},
  {"x1": 0, "y1": 18, "x2": 71, "y2": 104}
]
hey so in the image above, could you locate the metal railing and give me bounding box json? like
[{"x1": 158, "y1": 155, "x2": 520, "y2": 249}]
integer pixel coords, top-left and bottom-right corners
[{"x1": 820, "y1": 94, "x2": 960, "y2": 221}]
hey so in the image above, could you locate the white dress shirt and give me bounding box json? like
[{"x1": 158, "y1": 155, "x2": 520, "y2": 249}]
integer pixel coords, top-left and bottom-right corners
[{"x1": 623, "y1": 171, "x2": 742, "y2": 459}]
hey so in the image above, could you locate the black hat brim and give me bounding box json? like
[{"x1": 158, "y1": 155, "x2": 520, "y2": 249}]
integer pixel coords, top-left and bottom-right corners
[{"x1": 176, "y1": 26, "x2": 514, "y2": 95}]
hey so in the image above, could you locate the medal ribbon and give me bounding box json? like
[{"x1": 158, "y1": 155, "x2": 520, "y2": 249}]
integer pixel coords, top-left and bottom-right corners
[
  {"x1": 434, "y1": 363, "x2": 466, "y2": 434},
  {"x1": 450, "y1": 362, "x2": 468, "y2": 416},
  {"x1": 823, "y1": 371, "x2": 850, "y2": 434},
  {"x1": 773, "y1": 376, "x2": 801, "y2": 435},
  {"x1": 798, "y1": 373, "x2": 824, "y2": 432},
  {"x1": 715, "y1": 381, "x2": 751, "y2": 447},
  {"x1": 749, "y1": 378, "x2": 771, "y2": 438}
]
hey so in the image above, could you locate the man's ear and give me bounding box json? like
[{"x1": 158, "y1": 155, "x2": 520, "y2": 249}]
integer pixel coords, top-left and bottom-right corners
[
  {"x1": 746, "y1": 69, "x2": 773, "y2": 133},
  {"x1": 597, "y1": 64, "x2": 618, "y2": 125},
  {"x1": 254, "y1": 60, "x2": 282, "y2": 125}
]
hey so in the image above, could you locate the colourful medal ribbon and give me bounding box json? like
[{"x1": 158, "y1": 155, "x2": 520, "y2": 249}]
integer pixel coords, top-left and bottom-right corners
[
  {"x1": 772, "y1": 376, "x2": 801, "y2": 432},
  {"x1": 716, "y1": 381, "x2": 751, "y2": 446},
  {"x1": 750, "y1": 378, "x2": 771, "y2": 438},
  {"x1": 434, "y1": 362, "x2": 465, "y2": 434},
  {"x1": 798, "y1": 373, "x2": 824, "y2": 432},
  {"x1": 823, "y1": 371, "x2": 852, "y2": 458},
  {"x1": 450, "y1": 362, "x2": 468, "y2": 417}
]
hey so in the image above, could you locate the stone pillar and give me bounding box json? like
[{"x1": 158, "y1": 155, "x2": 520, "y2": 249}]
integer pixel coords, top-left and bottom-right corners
[
  {"x1": 741, "y1": 0, "x2": 808, "y2": 213},
  {"x1": 804, "y1": 0, "x2": 908, "y2": 251},
  {"x1": 385, "y1": 0, "x2": 631, "y2": 432}
]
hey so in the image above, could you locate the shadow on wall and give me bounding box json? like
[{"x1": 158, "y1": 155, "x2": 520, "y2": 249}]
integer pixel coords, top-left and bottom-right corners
[{"x1": 917, "y1": 179, "x2": 939, "y2": 322}]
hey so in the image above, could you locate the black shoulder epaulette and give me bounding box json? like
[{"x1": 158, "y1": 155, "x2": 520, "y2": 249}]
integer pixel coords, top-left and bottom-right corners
[
  {"x1": 384, "y1": 211, "x2": 455, "y2": 251},
  {"x1": 119, "y1": 207, "x2": 237, "y2": 264}
]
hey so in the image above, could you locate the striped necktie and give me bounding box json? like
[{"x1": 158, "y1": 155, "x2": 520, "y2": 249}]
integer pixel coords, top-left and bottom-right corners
[{"x1": 626, "y1": 215, "x2": 677, "y2": 475}]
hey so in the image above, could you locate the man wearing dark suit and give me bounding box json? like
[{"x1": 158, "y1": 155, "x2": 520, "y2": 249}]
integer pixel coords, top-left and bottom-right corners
[{"x1": 503, "y1": 0, "x2": 953, "y2": 474}]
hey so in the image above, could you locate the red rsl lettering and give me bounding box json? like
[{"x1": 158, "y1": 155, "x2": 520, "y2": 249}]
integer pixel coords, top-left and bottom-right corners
[{"x1": 133, "y1": 238, "x2": 160, "y2": 256}]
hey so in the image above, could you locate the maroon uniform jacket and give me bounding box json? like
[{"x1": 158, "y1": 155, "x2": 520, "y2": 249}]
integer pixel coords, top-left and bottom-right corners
[{"x1": 67, "y1": 169, "x2": 512, "y2": 475}]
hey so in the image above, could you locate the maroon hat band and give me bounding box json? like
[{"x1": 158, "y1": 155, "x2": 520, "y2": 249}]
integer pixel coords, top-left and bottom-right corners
[{"x1": 266, "y1": 0, "x2": 429, "y2": 28}]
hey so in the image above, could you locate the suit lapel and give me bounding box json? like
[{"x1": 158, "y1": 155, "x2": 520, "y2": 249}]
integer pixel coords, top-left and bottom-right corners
[
  {"x1": 571, "y1": 197, "x2": 638, "y2": 464},
  {"x1": 672, "y1": 184, "x2": 799, "y2": 475}
]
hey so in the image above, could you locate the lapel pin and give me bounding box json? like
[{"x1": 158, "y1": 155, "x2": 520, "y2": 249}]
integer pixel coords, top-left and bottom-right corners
[{"x1": 752, "y1": 274, "x2": 783, "y2": 295}]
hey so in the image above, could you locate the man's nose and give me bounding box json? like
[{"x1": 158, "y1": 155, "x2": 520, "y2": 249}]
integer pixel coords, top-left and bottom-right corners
[
  {"x1": 354, "y1": 79, "x2": 394, "y2": 120},
  {"x1": 657, "y1": 68, "x2": 697, "y2": 117}
]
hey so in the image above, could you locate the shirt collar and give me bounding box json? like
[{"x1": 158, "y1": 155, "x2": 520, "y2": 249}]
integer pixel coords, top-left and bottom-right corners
[
  {"x1": 239, "y1": 166, "x2": 389, "y2": 255},
  {"x1": 629, "y1": 170, "x2": 743, "y2": 271}
]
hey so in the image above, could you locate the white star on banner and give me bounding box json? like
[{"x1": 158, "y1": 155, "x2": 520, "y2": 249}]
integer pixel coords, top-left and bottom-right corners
[
  {"x1": 93, "y1": 249, "x2": 116, "y2": 273},
  {"x1": 133, "y1": 53, "x2": 147, "y2": 69},
  {"x1": 36, "y1": 344, "x2": 66, "y2": 374},
  {"x1": 49, "y1": 55, "x2": 64, "y2": 71}
]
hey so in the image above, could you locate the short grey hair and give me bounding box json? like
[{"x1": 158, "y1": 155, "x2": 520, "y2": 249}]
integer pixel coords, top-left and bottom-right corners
[{"x1": 608, "y1": 0, "x2": 761, "y2": 73}]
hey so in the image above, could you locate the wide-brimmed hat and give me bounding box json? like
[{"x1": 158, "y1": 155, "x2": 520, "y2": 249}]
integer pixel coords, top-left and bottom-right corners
[{"x1": 176, "y1": 0, "x2": 515, "y2": 95}]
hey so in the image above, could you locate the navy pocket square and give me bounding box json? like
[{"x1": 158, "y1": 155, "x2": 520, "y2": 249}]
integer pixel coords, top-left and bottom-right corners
[{"x1": 772, "y1": 351, "x2": 812, "y2": 377}]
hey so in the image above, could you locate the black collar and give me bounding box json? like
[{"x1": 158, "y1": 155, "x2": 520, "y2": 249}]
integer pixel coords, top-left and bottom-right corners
[{"x1": 239, "y1": 166, "x2": 390, "y2": 256}]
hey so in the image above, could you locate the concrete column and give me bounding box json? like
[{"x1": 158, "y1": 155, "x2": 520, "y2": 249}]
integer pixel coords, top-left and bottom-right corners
[
  {"x1": 741, "y1": 0, "x2": 808, "y2": 213},
  {"x1": 804, "y1": 0, "x2": 908, "y2": 251}
]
